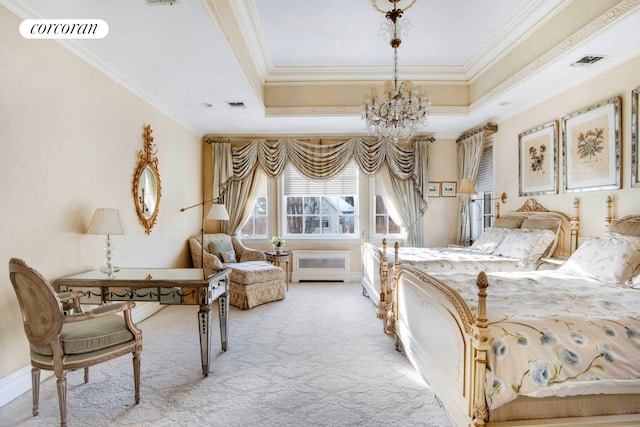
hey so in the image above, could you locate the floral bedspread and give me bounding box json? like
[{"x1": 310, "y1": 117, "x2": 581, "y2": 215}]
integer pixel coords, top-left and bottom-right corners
[
  {"x1": 429, "y1": 270, "x2": 640, "y2": 410},
  {"x1": 386, "y1": 247, "x2": 534, "y2": 273}
]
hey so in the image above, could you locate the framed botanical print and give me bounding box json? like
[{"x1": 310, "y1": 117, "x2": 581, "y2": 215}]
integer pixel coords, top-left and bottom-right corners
[
  {"x1": 518, "y1": 121, "x2": 558, "y2": 196},
  {"x1": 561, "y1": 96, "x2": 621, "y2": 193},
  {"x1": 441, "y1": 181, "x2": 457, "y2": 197},
  {"x1": 632, "y1": 87, "x2": 639, "y2": 188},
  {"x1": 427, "y1": 181, "x2": 440, "y2": 197}
]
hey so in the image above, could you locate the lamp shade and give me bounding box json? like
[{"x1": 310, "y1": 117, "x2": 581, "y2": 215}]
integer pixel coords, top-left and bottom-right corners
[
  {"x1": 87, "y1": 208, "x2": 125, "y2": 235},
  {"x1": 458, "y1": 178, "x2": 478, "y2": 196},
  {"x1": 207, "y1": 204, "x2": 229, "y2": 220}
]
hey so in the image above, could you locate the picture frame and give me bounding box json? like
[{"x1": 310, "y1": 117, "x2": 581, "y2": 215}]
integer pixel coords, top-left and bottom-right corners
[
  {"x1": 427, "y1": 181, "x2": 440, "y2": 197},
  {"x1": 441, "y1": 181, "x2": 457, "y2": 197},
  {"x1": 518, "y1": 121, "x2": 558, "y2": 196},
  {"x1": 561, "y1": 96, "x2": 621, "y2": 193},
  {"x1": 632, "y1": 87, "x2": 639, "y2": 188}
]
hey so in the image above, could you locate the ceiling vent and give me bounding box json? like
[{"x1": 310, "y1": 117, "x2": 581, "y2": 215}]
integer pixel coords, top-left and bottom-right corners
[
  {"x1": 146, "y1": 0, "x2": 176, "y2": 5},
  {"x1": 571, "y1": 55, "x2": 606, "y2": 67},
  {"x1": 226, "y1": 101, "x2": 247, "y2": 109}
]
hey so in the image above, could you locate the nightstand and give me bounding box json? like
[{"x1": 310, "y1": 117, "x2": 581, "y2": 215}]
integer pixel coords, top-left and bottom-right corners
[{"x1": 265, "y1": 251, "x2": 290, "y2": 290}]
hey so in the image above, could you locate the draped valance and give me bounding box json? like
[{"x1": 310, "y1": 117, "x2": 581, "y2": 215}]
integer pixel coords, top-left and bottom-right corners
[{"x1": 203, "y1": 136, "x2": 433, "y2": 182}]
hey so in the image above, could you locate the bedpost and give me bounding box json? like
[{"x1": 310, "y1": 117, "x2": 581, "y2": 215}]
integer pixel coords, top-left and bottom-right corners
[
  {"x1": 472, "y1": 272, "x2": 490, "y2": 427},
  {"x1": 377, "y1": 238, "x2": 388, "y2": 325},
  {"x1": 605, "y1": 195, "x2": 613, "y2": 233},
  {"x1": 388, "y1": 241, "x2": 400, "y2": 335},
  {"x1": 571, "y1": 198, "x2": 580, "y2": 253}
]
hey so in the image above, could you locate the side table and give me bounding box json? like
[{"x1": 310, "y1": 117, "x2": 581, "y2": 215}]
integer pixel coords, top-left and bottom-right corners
[{"x1": 265, "y1": 251, "x2": 290, "y2": 290}]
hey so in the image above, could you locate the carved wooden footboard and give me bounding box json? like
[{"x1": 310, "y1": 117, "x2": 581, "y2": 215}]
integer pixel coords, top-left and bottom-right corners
[
  {"x1": 395, "y1": 265, "x2": 640, "y2": 427},
  {"x1": 394, "y1": 264, "x2": 483, "y2": 426}
]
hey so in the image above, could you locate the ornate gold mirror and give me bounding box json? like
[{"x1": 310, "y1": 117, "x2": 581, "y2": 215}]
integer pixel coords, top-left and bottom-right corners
[{"x1": 133, "y1": 124, "x2": 161, "y2": 234}]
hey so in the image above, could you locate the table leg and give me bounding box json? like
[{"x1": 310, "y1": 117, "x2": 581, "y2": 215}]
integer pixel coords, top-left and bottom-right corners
[
  {"x1": 218, "y1": 279, "x2": 229, "y2": 351},
  {"x1": 198, "y1": 303, "x2": 212, "y2": 377}
]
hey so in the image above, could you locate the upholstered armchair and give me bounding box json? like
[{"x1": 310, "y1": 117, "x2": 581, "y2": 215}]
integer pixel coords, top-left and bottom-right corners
[
  {"x1": 188, "y1": 234, "x2": 286, "y2": 309},
  {"x1": 189, "y1": 233, "x2": 266, "y2": 269},
  {"x1": 8, "y1": 258, "x2": 143, "y2": 427}
]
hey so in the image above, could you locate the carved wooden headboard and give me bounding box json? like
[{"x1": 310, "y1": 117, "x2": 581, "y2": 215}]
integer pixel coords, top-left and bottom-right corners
[{"x1": 495, "y1": 198, "x2": 580, "y2": 258}]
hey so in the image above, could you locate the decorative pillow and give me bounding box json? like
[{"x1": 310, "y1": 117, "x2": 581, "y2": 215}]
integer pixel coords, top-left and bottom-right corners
[
  {"x1": 521, "y1": 217, "x2": 562, "y2": 257},
  {"x1": 610, "y1": 219, "x2": 640, "y2": 237},
  {"x1": 493, "y1": 216, "x2": 525, "y2": 229},
  {"x1": 470, "y1": 227, "x2": 510, "y2": 253},
  {"x1": 210, "y1": 240, "x2": 234, "y2": 259},
  {"x1": 220, "y1": 250, "x2": 237, "y2": 263},
  {"x1": 492, "y1": 228, "x2": 556, "y2": 264},
  {"x1": 559, "y1": 233, "x2": 640, "y2": 286}
]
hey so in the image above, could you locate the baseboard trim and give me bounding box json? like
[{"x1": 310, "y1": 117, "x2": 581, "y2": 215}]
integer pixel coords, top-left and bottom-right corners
[
  {"x1": 0, "y1": 303, "x2": 164, "y2": 409},
  {"x1": 0, "y1": 365, "x2": 51, "y2": 408}
]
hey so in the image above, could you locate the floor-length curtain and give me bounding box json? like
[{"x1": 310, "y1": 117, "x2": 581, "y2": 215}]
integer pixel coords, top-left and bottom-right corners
[
  {"x1": 211, "y1": 141, "x2": 262, "y2": 235},
  {"x1": 211, "y1": 142, "x2": 233, "y2": 202},
  {"x1": 377, "y1": 139, "x2": 430, "y2": 246},
  {"x1": 222, "y1": 168, "x2": 263, "y2": 235},
  {"x1": 455, "y1": 132, "x2": 484, "y2": 245}
]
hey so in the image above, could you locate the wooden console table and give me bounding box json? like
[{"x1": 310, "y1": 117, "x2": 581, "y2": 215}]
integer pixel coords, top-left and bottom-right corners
[{"x1": 55, "y1": 267, "x2": 230, "y2": 377}]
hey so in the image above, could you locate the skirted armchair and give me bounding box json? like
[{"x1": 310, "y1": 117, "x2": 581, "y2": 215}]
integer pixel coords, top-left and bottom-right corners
[
  {"x1": 189, "y1": 234, "x2": 286, "y2": 309},
  {"x1": 189, "y1": 233, "x2": 266, "y2": 269}
]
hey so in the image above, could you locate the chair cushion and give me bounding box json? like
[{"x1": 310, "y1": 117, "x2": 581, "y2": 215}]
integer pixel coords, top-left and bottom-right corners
[
  {"x1": 210, "y1": 240, "x2": 234, "y2": 259},
  {"x1": 227, "y1": 261, "x2": 283, "y2": 285},
  {"x1": 32, "y1": 314, "x2": 134, "y2": 356}
]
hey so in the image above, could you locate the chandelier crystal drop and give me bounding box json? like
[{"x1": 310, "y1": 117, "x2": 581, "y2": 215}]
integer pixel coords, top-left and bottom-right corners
[{"x1": 362, "y1": 0, "x2": 430, "y2": 141}]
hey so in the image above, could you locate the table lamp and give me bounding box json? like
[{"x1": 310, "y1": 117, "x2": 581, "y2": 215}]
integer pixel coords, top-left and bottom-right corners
[{"x1": 87, "y1": 208, "x2": 125, "y2": 279}]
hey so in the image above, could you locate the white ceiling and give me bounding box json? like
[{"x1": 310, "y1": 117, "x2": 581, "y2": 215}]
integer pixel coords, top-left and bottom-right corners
[{"x1": 4, "y1": 0, "x2": 640, "y2": 138}]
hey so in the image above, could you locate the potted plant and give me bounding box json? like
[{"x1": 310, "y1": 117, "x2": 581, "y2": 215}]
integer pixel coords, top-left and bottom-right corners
[{"x1": 269, "y1": 236, "x2": 286, "y2": 254}]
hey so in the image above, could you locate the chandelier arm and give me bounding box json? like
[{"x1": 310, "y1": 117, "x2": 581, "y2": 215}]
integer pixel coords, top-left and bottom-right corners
[{"x1": 362, "y1": 0, "x2": 430, "y2": 142}]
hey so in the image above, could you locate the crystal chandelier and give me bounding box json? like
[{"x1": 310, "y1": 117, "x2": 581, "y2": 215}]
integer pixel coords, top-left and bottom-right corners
[{"x1": 362, "y1": 0, "x2": 430, "y2": 141}]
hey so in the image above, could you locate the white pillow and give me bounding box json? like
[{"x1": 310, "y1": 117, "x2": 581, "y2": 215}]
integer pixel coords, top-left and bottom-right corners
[
  {"x1": 471, "y1": 227, "x2": 510, "y2": 253},
  {"x1": 493, "y1": 229, "x2": 556, "y2": 264},
  {"x1": 559, "y1": 233, "x2": 640, "y2": 286},
  {"x1": 220, "y1": 250, "x2": 237, "y2": 263}
]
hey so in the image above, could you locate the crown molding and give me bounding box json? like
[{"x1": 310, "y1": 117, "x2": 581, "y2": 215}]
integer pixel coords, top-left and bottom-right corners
[
  {"x1": 265, "y1": 105, "x2": 467, "y2": 118},
  {"x1": 469, "y1": 0, "x2": 640, "y2": 114}
]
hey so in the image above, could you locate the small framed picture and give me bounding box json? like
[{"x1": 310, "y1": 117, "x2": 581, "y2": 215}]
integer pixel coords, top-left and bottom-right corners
[
  {"x1": 561, "y1": 96, "x2": 621, "y2": 193},
  {"x1": 632, "y1": 87, "x2": 639, "y2": 188},
  {"x1": 427, "y1": 181, "x2": 440, "y2": 197},
  {"x1": 518, "y1": 121, "x2": 558, "y2": 196},
  {"x1": 441, "y1": 181, "x2": 457, "y2": 197}
]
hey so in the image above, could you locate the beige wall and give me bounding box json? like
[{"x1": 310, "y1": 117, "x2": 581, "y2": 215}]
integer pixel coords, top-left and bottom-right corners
[
  {"x1": 0, "y1": 6, "x2": 202, "y2": 380},
  {"x1": 493, "y1": 56, "x2": 640, "y2": 237},
  {"x1": 422, "y1": 138, "x2": 459, "y2": 247}
]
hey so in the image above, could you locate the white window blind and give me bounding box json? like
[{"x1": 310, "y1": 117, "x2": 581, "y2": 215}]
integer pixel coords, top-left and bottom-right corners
[
  {"x1": 475, "y1": 142, "x2": 493, "y2": 195},
  {"x1": 283, "y1": 163, "x2": 358, "y2": 195}
]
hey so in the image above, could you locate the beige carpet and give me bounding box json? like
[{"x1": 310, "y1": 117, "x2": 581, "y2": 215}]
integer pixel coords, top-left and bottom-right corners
[{"x1": 0, "y1": 282, "x2": 454, "y2": 427}]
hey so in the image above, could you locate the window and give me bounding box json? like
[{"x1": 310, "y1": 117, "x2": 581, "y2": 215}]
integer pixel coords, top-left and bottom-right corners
[
  {"x1": 239, "y1": 175, "x2": 268, "y2": 237},
  {"x1": 282, "y1": 163, "x2": 358, "y2": 237},
  {"x1": 374, "y1": 176, "x2": 401, "y2": 235},
  {"x1": 470, "y1": 140, "x2": 494, "y2": 240}
]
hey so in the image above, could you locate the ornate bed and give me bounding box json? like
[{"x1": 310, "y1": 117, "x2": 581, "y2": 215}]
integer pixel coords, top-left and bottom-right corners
[
  {"x1": 393, "y1": 197, "x2": 640, "y2": 426},
  {"x1": 362, "y1": 198, "x2": 580, "y2": 331}
]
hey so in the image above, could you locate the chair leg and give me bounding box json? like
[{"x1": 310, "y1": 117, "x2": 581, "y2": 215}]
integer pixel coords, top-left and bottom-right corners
[
  {"x1": 84, "y1": 367, "x2": 89, "y2": 383},
  {"x1": 133, "y1": 351, "x2": 141, "y2": 404},
  {"x1": 31, "y1": 367, "x2": 40, "y2": 416},
  {"x1": 56, "y1": 372, "x2": 67, "y2": 427}
]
